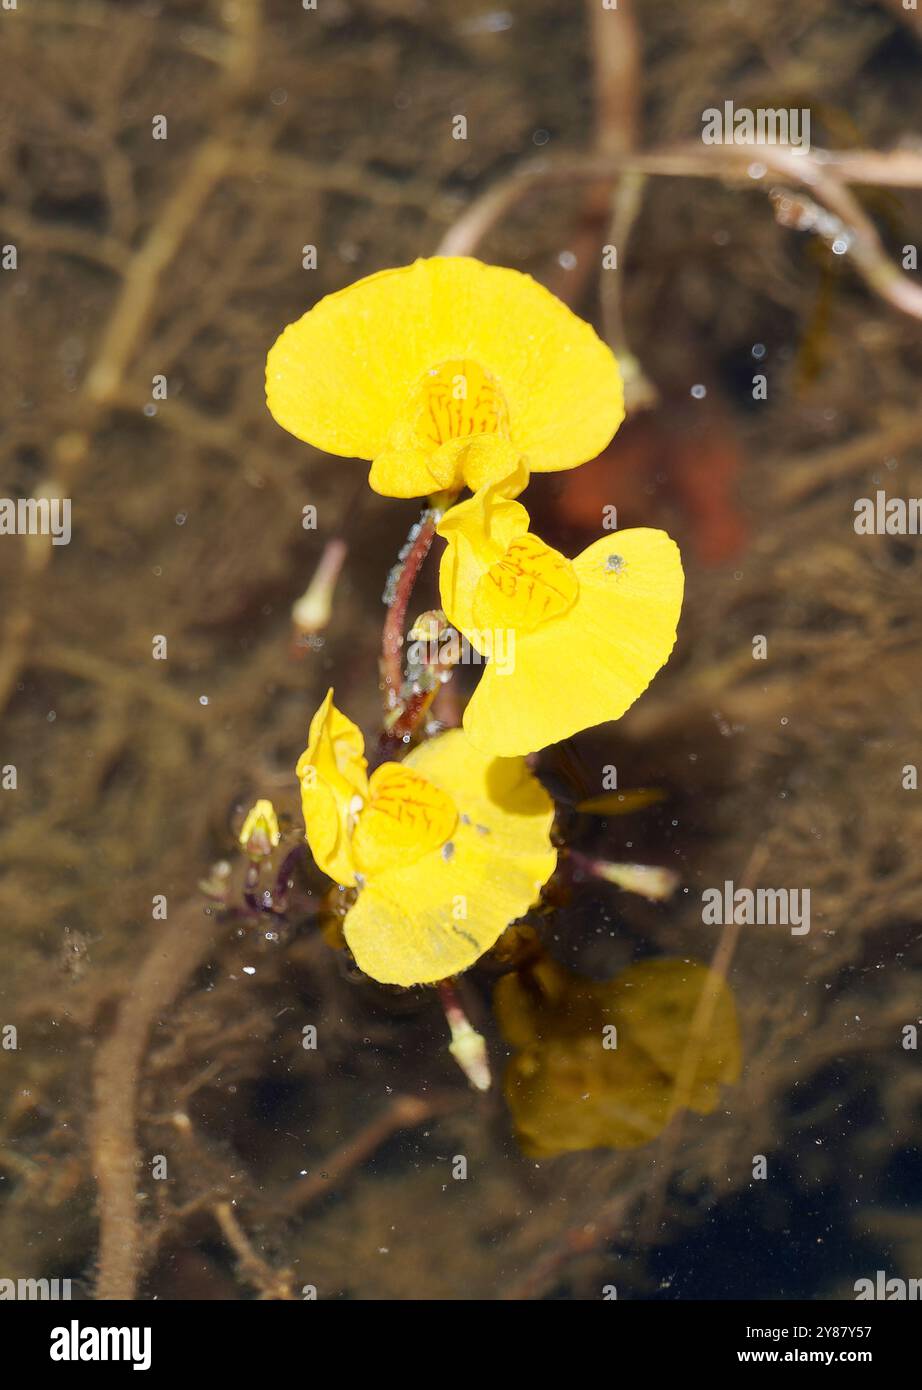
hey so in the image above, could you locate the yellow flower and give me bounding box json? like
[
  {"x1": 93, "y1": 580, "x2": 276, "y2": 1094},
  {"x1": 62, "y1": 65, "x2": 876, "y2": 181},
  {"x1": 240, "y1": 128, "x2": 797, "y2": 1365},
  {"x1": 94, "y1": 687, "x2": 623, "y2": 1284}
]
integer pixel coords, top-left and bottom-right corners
[
  {"x1": 238, "y1": 798, "x2": 281, "y2": 856},
  {"x1": 266, "y1": 257, "x2": 623, "y2": 499},
  {"x1": 437, "y1": 478, "x2": 684, "y2": 757},
  {"x1": 495, "y1": 956, "x2": 741, "y2": 1157},
  {"x1": 296, "y1": 691, "x2": 557, "y2": 986}
]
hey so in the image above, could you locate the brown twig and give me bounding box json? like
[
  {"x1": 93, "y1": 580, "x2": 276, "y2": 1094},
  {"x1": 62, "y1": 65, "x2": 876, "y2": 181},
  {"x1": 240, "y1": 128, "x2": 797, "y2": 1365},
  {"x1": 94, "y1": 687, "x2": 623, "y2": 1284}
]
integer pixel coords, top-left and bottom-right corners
[
  {"x1": 0, "y1": 0, "x2": 265, "y2": 719},
  {"x1": 775, "y1": 409, "x2": 922, "y2": 505},
  {"x1": 436, "y1": 143, "x2": 922, "y2": 322},
  {"x1": 92, "y1": 900, "x2": 227, "y2": 1299},
  {"x1": 588, "y1": 0, "x2": 658, "y2": 412},
  {"x1": 213, "y1": 1200, "x2": 296, "y2": 1300},
  {"x1": 273, "y1": 1092, "x2": 459, "y2": 1220}
]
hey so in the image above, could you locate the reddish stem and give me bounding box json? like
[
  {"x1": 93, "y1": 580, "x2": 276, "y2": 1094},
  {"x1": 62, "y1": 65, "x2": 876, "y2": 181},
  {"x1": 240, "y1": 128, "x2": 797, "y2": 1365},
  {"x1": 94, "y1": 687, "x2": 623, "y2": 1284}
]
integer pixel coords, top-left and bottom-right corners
[
  {"x1": 380, "y1": 509, "x2": 439, "y2": 709},
  {"x1": 436, "y1": 976, "x2": 467, "y2": 1031}
]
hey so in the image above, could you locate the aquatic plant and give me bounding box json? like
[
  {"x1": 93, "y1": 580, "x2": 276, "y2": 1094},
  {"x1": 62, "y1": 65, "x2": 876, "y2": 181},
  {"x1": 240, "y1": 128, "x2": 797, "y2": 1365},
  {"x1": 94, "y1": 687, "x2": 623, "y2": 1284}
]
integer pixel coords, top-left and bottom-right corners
[{"x1": 248, "y1": 254, "x2": 710, "y2": 1101}]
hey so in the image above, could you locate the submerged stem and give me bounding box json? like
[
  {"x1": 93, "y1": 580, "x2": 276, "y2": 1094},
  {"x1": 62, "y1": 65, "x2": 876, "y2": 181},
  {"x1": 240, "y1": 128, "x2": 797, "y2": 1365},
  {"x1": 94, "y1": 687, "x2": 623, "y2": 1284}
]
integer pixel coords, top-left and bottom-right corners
[{"x1": 380, "y1": 508, "x2": 440, "y2": 709}]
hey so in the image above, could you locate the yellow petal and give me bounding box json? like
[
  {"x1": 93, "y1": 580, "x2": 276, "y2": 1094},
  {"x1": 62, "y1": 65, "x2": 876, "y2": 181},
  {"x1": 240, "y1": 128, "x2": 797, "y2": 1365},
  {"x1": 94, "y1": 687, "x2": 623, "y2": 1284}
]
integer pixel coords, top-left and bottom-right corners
[
  {"x1": 462, "y1": 528, "x2": 684, "y2": 756},
  {"x1": 342, "y1": 729, "x2": 556, "y2": 986},
  {"x1": 238, "y1": 798, "x2": 281, "y2": 854},
  {"x1": 266, "y1": 257, "x2": 623, "y2": 498},
  {"x1": 295, "y1": 689, "x2": 369, "y2": 886},
  {"x1": 351, "y1": 762, "x2": 458, "y2": 878},
  {"x1": 437, "y1": 478, "x2": 530, "y2": 641},
  {"x1": 472, "y1": 532, "x2": 578, "y2": 633}
]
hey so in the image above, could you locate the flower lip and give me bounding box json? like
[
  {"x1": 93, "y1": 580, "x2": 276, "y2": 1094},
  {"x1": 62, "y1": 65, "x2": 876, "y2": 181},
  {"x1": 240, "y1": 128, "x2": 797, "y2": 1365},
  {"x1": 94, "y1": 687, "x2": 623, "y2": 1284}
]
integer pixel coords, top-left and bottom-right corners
[
  {"x1": 350, "y1": 763, "x2": 459, "y2": 878},
  {"x1": 472, "y1": 533, "x2": 579, "y2": 634},
  {"x1": 438, "y1": 484, "x2": 685, "y2": 758},
  {"x1": 412, "y1": 359, "x2": 511, "y2": 448}
]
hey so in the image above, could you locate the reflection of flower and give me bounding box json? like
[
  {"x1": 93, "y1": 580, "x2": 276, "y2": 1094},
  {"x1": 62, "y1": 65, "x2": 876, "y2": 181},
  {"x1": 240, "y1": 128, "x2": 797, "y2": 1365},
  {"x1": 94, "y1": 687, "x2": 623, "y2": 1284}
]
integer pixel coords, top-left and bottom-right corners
[
  {"x1": 438, "y1": 478, "x2": 684, "y2": 756},
  {"x1": 494, "y1": 956, "x2": 741, "y2": 1156},
  {"x1": 296, "y1": 690, "x2": 557, "y2": 987},
  {"x1": 266, "y1": 257, "x2": 623, "y2": 499}
]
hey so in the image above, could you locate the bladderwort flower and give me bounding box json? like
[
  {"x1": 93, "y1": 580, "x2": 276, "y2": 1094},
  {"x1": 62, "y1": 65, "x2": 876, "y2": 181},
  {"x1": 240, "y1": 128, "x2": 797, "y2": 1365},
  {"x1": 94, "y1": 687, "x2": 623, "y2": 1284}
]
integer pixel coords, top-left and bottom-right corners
[
  {"x1": 238, "y1": 798, "x2": 281, "y2": 858},
  {"x1": 265, "y1": 256, "x2": 623, "y2": 499},
  {"x1": 296, "y1": 690, "x2": 557, "y2": 987},
  {"x1": 437, "y1": 470, "x2": 685, "y2": 757}
]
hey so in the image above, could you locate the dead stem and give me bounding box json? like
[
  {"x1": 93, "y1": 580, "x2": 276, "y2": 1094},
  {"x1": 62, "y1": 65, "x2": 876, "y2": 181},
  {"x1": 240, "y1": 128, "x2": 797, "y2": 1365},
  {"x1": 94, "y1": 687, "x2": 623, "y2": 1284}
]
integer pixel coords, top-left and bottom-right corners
[
  {"x1": 273, "y1": 1093, "x2": 459, "y2": 1221},
  {"x1": 588, "y1": 0, "x2": 658, "y2": 413},
  {"x1": 436, "y1": 143, "x2": 922, "y2": 323},
  {"x1": 212, "y1": 1200, "x2": 296, "y2": 1300},
  {"x1": 92, "y1": 900, "x2": 226, "y2": 1299},
  {"x1": 0, "y1": 0, "x2": 265, "y2": 719}
]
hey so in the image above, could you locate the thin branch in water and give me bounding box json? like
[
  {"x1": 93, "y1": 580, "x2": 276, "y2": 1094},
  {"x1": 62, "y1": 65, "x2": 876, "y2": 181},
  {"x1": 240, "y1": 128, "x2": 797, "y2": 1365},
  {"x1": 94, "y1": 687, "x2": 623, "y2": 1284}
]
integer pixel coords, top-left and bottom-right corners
[{"x1": 436, "y1": 143, "x2": 922, "y2": 323}]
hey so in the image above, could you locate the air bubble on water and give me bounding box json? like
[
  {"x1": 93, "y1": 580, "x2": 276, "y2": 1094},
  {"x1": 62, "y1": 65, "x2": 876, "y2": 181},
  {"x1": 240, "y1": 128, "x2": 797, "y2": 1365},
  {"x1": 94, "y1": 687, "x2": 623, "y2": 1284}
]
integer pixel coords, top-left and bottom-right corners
[
  {"x1": 199, "y1": 696, "x2": 209, "y2": 706},
  {"x1": 143, "y1": 403, "x2": 157, "y2": 417},
  {"x1": 691, "y1": 383, "x2": 707, "y2": 399},
  {"x1": 242, "y1": 966, "x2": 255, "y2": 976},
  {"x1": 532, "y1": 129, "x2": 550, "y2": 146},
  {"x1": 780, "y1": 716, "x2": 789, "y2": 726},
  {"x1": 558, "y1": 250, "x2": 577, "y2": 270},
  {"x1": 175, "y1": 512, "x2": 187, "y2": 526},
  {"x1": 47, "y1": 710, "x2": 56, "y2": 722},
  {"x1": 751, "y1": 343, "x2": 766, "y2": 360}
]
